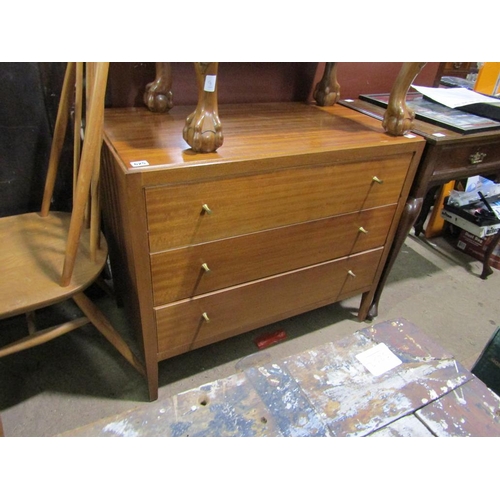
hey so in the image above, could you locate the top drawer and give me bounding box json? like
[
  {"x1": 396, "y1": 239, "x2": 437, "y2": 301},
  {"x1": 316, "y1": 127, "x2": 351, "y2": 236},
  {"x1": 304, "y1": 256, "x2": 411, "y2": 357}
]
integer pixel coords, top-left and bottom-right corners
[
  {"x1": 145, "y1": 154, "x2": 412, "y2": 252},
  {"x1": 432, "y1": 140, "x2": 500, "y2": 179}
]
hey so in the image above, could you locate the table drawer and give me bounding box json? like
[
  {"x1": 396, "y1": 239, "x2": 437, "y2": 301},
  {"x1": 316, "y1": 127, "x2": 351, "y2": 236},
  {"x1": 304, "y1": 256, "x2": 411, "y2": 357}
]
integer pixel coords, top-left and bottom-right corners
[
  {"x1": 150, "y1": 205, "x2": 396, "y2": 305},
  {"x1": 145, "y1": 155, "x2": 411, "y2": 252},
  {"x1": 432, "y1": 140, "x2": 500, "y2": 178},
  {"x1": 155, "y1": 249, "x2": 383, "y2": 359}
]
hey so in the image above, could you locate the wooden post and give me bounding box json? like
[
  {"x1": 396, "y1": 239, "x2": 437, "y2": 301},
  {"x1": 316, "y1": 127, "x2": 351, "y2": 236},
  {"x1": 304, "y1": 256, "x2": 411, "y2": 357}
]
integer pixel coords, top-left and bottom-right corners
[
  {"x1": 40, "y1": 62, "x2": 76, "y2": 217},
  {"x1": 60, "y1": 62, "x2": 109, "y2": 287}
]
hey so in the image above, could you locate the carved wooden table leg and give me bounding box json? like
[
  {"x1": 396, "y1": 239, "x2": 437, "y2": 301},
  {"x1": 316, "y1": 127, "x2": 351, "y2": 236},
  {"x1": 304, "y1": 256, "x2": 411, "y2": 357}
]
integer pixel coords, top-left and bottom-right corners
[
  {"x1": 313, "y1": 62, "x2": 340, "y2": 106},
  {"x1": 183, "y1": 62, "x2": 223, "y2": 153},
  {"x1": 383, "y1": 62, "x2": 426, "y2": 136},
  {"x1": 414, "y1": 186, "x2": 439, "y2": 237},
  {"x1": 480, "y1": 230, "x2": 500, "y2": 279},
  {"x1": 144, "y1": 62, "x2": 173, "y2": 113},
  {"x1": 363, "y1": 196, "x2": 423, "y2": 320}
]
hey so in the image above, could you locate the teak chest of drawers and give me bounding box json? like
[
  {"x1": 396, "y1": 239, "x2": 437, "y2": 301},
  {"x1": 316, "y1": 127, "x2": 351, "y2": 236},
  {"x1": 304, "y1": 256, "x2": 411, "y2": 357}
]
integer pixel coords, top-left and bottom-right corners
[{"x1": 100, "y1": 102, "x2": 425, "y2": 400}]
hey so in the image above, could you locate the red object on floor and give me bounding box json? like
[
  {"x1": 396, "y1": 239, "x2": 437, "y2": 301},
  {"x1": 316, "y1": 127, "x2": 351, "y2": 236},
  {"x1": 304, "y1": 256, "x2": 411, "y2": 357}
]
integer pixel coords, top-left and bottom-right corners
[{"x1": 254, "y1": 329, "x2": 287, "y2": 350}]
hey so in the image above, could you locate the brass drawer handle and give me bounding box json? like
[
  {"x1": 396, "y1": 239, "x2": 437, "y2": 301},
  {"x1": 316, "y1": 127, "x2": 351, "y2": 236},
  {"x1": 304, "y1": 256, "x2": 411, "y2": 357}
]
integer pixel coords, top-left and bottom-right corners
[
  {"x1": 372, "y1": 176, "x2": 384, "y2": 184},
  {"x1": 201, "y1": 263, "x2": 211, "y2": 273},
  {"x1": 348, "y1": 270, "x2": 356, "y2": 277},
  {"x1": 201, "y1": 203, "x2": 213, "y2": 214},
  {"x1": 358, "y1": 227, "x2": 369, "y2": 234},
  {"x1": 202, "y1": 312, "x2": 210, "y2": 322},
  {"x1": 469, "y1": 152, "x2": 487, "y2": 165}
]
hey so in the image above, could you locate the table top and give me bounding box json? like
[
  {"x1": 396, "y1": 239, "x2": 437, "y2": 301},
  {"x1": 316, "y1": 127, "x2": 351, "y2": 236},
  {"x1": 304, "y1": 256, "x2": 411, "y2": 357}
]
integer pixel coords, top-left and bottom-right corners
[
  {"x1": 340, "y1": 98, "x2": 500, "y2": 146},
  {"x1": 62, "y1": 318, "x2": 500, "y2": 437}
]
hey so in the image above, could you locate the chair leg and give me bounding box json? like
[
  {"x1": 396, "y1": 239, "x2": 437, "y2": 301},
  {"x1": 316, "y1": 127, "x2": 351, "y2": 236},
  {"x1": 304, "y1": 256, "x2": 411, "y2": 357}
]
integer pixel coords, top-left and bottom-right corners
[
  {"x1": 72, "y1": 292, "x2": 145, "y2": 377},
  {"x1": 0, "y1": 316, "x2": 90, "y2": 358},
  {"x1": 26, "y1": 311, "x2": 37, "y2": 335},
  {"x1": 0, "y1": 414, "x2": 4, "y2": 437}
]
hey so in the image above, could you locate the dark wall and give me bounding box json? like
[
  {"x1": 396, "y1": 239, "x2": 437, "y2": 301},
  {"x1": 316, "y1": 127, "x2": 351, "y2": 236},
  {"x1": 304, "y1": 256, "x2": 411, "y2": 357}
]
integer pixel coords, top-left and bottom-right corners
[
  {"x1": 0, "y1": 63, "x2": 53, "y2": 217},
  {"x1": 319, "y1": 62, "x2": 439, "y2": 99},
  {"x1": 0, "y1": 62, "x2": 72, "y2": 217},
  {"x1": 107, "y1": 62, "x2": 439, "y2": 108},
  {"x1": 0, "y1": 62, "x2": 439, "y2": 217},
  {"x1": 107, "y1": 62, "x2": 320, "y2": 107}
]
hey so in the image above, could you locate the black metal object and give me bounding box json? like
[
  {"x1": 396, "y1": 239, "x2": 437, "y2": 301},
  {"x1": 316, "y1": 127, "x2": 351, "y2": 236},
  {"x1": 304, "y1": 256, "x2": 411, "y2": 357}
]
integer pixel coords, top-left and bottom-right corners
[{"x1": 472, "y1": 327, "x2": 500, "y2": 396}]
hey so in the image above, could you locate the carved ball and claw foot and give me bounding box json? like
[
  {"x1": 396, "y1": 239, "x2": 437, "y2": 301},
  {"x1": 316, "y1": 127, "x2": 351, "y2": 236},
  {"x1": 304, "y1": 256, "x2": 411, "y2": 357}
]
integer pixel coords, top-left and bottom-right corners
[
  {"x1": 314, "y1": 62, "x2": 340, "y2": 106},
  {"x1": 183, "y1": 62, "x2": 224, "y2": 153},
  {"x1": 382, "y1": 101, "x2": 416, "y2": 136},
  {"x1": 144, "y1": 62, "x2": 173, "y2": 113},
  {"x1": 183, "y1": 107, "x2": 223, "y2": 153},
  {"x1": 383, "y1": 62, "x2": 426, "y2": 136}
]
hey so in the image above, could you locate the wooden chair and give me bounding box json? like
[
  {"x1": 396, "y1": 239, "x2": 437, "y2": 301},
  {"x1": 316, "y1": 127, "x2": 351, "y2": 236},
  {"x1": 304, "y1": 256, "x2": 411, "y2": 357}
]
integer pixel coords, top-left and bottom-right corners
[{"x1": 0, "y1": 63, "x2": 145, "y2": 382}]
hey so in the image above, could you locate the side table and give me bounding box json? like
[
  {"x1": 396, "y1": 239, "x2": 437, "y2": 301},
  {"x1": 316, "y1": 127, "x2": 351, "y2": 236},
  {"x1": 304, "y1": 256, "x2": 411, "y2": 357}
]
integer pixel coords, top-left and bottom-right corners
[{"x1": 340, "y1": 98, "x2": 500, "y2": 318}]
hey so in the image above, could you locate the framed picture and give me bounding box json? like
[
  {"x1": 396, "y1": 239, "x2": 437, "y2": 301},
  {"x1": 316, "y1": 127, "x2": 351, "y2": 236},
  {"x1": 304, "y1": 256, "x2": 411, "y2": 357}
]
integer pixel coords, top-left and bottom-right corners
[{"x1": 359, "y1": 92, "x2": 500, "y2": 134}]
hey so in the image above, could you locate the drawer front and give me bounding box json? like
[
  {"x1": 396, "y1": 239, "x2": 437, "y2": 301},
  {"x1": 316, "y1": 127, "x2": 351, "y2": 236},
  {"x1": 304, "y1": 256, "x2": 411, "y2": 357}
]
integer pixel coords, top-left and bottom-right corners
[
  {"x1": 155, "y1": 249, "x2": 383, "y2": 359},
  {"x1": 150, "y1": 205, "x2": 395, "y2": 305},
  {"x1": 146, "y1": 155, "x2": 411, "y2": 252},
  {"x1": 432, "y1": 140, "x2": 500, "y2": 178}
]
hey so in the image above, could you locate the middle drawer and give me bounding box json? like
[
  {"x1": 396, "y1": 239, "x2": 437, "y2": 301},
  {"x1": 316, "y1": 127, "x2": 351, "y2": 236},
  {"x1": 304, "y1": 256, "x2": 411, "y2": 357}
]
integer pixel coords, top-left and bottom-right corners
[{"x1": 150, "y1": 205, "x2": 396, "y2": 305}]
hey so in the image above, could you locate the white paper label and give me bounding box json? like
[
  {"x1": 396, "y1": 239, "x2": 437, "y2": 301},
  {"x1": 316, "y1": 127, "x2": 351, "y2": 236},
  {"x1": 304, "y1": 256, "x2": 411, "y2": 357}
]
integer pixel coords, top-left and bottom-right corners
[
  {"x1": 204, "y1": 75, "x2": 217, "y2": 92},
  {"x1": 355, "y1": 343, "x2": 402, "y2": 376},
  {"x1": 130, "y1": 160, "x2": 149, "y2": 167}
]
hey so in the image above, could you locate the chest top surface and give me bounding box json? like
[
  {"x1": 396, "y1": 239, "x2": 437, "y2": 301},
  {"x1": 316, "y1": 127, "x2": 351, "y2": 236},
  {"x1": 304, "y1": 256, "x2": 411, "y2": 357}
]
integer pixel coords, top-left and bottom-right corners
[{"x1": 103, "y1": 102, "x2": 424, "y2": 175}]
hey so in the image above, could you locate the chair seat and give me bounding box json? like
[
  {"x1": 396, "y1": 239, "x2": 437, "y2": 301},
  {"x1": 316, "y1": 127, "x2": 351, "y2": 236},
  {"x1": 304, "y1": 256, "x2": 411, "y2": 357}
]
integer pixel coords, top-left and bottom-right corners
[{"x1": 0, "y1": 211, "x2": 107, "y2": 319}]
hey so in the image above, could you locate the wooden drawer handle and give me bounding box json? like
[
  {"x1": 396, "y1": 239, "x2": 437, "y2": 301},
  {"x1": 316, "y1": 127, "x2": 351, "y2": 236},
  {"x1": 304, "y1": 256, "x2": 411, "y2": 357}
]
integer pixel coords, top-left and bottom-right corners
[
  {"x1": 372, "y1": 176, "x2": 384, "y2": 184},
  {"x1": 201, "y1": 203, "x2": 213, "y2": 214},
  {"x1": 201, "y1": 263, "x2": 211, "y2": 273},
  {"x1": 358, "y1": 227, "x2": 369, "y2": 234},
  {"x1": 469, "y1": 152, "x2": 487, "y2": 165},
  {"x1": 202, "y1": 312, "x2": 210, "y2": 322},
  {"x1": 348, "y1": 270, "x2": 356, "y2": 277}
]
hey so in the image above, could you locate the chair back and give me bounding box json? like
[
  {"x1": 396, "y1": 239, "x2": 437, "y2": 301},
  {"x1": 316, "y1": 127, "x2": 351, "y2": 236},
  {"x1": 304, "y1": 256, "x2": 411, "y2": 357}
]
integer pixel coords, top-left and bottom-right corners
[{"x1": 38, "y1": 62, "x2": 110, "y2": 287}]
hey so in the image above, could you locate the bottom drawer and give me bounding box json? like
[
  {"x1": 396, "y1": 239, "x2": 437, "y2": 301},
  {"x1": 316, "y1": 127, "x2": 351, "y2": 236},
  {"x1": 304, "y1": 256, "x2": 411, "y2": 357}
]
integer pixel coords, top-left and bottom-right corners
[{"x1": 156, "y1": 248, "x2": 383, "y2": 360}]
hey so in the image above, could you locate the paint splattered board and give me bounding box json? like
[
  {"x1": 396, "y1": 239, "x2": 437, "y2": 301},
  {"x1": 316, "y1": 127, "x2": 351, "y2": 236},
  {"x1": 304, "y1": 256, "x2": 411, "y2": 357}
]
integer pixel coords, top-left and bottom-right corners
[{"x1": 62, "y1": 318, "x2": 500, "y2": 437}]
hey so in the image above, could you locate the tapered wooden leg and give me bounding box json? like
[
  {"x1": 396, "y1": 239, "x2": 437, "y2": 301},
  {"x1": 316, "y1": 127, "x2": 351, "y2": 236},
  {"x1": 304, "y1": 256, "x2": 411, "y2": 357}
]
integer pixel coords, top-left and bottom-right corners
[
  {"x1": 72, "y1": 292, "x2": 145, "y2": 377},
  {"x1": 314, "y1": 62, "x2": 340, "y2": 106},
  {"x1": 414, "y1": 186, "x2": 439, "y2": 237},
  {"x1": 144, "y1": 358, "x2": 159, "y2": 402},
  {"x1": 183, "y1": 62, "x2": 223, "y2": 153},
  {"x1": 144, "y1": 62, "x2": 173, "y2": 113},
  {"x1": 383, "y1": 62, "x2": 426, "y2": 136}
]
